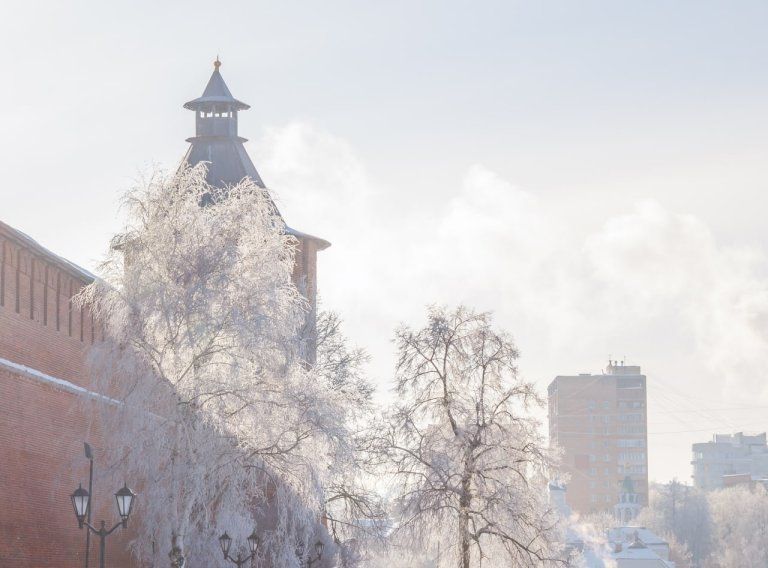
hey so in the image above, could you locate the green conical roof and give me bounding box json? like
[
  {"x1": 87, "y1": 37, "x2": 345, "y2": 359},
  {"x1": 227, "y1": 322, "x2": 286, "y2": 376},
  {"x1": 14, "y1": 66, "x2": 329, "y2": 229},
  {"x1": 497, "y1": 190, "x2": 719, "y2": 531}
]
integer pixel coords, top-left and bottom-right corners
[{"x1": 621, "y1": 476, "x2": 635, "y2": 494}]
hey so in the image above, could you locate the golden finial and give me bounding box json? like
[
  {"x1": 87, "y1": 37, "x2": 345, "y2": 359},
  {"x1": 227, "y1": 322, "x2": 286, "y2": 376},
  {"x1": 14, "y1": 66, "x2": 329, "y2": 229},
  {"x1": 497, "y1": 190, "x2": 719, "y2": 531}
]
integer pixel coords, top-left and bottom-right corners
[{"x1": 214, "y1": 55, "x2": 221, "y2": 69}]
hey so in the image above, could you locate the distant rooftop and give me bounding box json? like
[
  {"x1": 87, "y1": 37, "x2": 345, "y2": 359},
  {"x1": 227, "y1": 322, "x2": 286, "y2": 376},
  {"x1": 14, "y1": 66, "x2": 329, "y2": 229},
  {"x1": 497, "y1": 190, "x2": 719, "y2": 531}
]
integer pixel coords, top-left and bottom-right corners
[
  {"x1": 605, "y1": 360, "x2": 642, "y2": 376},
  {"x1": 550, "y1": 359, "x2": 644, "y2": 383},
  {"x1": 573, "y1": 526, "x2": 674, "y2": 567},
  {"x1": 710, "y1": 432, "x2": 767, "y2": 446}
]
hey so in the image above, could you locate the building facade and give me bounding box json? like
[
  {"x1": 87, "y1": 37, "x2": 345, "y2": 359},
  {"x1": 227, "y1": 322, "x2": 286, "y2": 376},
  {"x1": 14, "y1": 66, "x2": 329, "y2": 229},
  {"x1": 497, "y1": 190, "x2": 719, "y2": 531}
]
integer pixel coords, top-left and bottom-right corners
[
  {"x1": 0, "y1": 60, "x2": 326, "y2": 567},
  {"x1": 691, "y1": 431, "x2": 768, "y2": 491},
  {"x1": 548, "y1": 361, "x2": 649, "y2": 515}
]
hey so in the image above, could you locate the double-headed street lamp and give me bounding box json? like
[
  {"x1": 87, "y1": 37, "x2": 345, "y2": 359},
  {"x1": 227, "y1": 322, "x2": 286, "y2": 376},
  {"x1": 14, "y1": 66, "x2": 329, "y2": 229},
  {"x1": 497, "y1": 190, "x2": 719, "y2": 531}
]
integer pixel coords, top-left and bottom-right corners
[
  {"x1": 70, "y1": 482, "x2": 136, "y2": 568},
  {"x1": 218, "y1": 530, "x2": 260, "y2": 567},
  {"x1": 296, "y1": 539, "x2": 324, "y2": 568},
  {"x1": 306, "y1": 540, "x2": 324, "y2": 568}
]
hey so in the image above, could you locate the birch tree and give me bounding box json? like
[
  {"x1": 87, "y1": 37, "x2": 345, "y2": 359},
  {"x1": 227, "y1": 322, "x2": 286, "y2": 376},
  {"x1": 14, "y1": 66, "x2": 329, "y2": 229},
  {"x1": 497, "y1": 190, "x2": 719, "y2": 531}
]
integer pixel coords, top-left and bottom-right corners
[
  {"x1": 376, "y1": 306, "x2": 564, "y2": 567},
  {"x1": 79, "y1": 164, "x2": 347, "y2": 567},
  {"x1": 315, "y1": 309, "x2": 389, "y2": 567},
  {"x1": 707, "y1": 485, "x2": 768, "y2": 568},
  {"x1": 635, "y1": 481, "x2": 712, "y2": 566}
]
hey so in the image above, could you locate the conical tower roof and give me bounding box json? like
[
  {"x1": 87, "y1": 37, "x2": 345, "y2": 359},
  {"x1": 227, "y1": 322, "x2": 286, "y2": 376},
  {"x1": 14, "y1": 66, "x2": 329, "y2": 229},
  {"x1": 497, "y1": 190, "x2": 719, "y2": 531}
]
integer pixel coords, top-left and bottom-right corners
[
  {"x1": 180, "y1": 58, "x2": 330, "y2": 250},
  {"x1": 184, "y1": 58, "x2": 250, "y2": 111}
]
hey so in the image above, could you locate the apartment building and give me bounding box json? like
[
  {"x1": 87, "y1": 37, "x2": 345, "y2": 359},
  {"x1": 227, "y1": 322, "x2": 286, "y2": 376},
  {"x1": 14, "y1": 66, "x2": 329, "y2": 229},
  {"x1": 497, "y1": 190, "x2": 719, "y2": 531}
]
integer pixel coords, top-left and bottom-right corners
[
  {"x1": 549, "y1": 361, "x2": 649, "y2": 515},
  {"x1": 692, "y1": 432, "x2": 768, "y2": 491}
]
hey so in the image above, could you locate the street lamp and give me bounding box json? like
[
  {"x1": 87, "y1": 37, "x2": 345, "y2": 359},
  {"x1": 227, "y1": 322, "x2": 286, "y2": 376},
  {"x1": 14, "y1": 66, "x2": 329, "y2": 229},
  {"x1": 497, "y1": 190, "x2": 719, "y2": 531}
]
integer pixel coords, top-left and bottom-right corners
[
  {"x1": 70, "y1": 482, "x2": 137, "y2": 568},
  {"x1": 218, "y1": 529, "x2": 259, "y2": 567},
  {"x1": 114, "y1": 484, "x2": 136, "y2": 528},
  {"x1": 306, "y1": 540, "x2": 324, "y2": 568},
  {"x1": 71, "y1": 485, "x2": 89, "y2": 529}
]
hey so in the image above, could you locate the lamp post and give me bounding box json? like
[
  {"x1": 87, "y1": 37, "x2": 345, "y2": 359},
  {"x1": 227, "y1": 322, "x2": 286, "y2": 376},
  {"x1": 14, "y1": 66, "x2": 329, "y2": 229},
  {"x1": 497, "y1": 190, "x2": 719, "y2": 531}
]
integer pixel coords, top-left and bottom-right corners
[
  {"x1": 306, "y1": 540, "x2": 324, "y2": 568},
  {"x1": 70, "y1": 482, "x2": 137, "y2": 568},
  {"x1": 84, "y1": 442, "x2": 94, "y2": 568},
  {"x1": 218, "y1": 530, "x2": 259, "y2": 567}
]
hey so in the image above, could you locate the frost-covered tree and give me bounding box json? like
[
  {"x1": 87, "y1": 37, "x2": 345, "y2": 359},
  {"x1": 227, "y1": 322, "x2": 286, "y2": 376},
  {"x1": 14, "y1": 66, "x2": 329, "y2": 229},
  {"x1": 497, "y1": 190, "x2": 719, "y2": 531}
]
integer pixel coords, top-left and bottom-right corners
[
  {"x1": 635, "y1": 480, "x2": 712, "y2": 565},
  {"x1": 314, "y1": 309, "x2": 389, "y2": 567},
  {"x1": 663, "y1": 532, "x2": 693, "y2": 568},
  {"x1": 79, "y1": 165, "x2": 349, "y2": 567},
  {"x1": 375, "y1": 306, "x2": 563, "y2": 567},
  {"x1": 707, "y1": 484, "x2": 768, "y2": 568},
  {"x1": 636, "y1": 480, "x2": 768, "y2": 568}
]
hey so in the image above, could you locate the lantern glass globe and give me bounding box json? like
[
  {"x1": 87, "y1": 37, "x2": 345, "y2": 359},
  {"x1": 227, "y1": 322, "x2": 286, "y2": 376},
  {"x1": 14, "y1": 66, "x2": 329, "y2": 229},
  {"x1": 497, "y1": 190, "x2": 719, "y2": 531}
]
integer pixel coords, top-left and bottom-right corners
[
  {"x1": 219, "y1": 532, "x2": 232, "y2": 557},
  {"x1": 114, "y1": 484, "x2": 136, "y2": 523},
  {"x1": 247, "y1": 529, "x2": 259, "y2": 555},
  {"x1": 70, "y1": 484, "x2": 90, "y2": 525}
]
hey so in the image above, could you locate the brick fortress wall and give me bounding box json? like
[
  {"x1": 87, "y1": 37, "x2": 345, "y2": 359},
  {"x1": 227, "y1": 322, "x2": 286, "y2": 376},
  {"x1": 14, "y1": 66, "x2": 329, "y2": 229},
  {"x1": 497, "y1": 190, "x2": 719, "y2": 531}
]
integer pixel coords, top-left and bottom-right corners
[
  {"x1": 0, "y1": 220, "x2": 320, "y2": 567},
  {"x1": 0, "y1": 221, "x2": 134, "y2": 567}
]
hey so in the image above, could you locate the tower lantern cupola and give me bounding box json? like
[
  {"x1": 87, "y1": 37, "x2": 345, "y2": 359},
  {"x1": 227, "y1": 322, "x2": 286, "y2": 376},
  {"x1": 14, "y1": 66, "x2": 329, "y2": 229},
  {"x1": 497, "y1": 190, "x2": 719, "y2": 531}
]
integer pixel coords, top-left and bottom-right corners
[
  {"x1": 184, "y1": 58, "x2": 249, "y2": 140},
  {"x1": 182, "y1": 57, "x2": 265, "y2": 188}
]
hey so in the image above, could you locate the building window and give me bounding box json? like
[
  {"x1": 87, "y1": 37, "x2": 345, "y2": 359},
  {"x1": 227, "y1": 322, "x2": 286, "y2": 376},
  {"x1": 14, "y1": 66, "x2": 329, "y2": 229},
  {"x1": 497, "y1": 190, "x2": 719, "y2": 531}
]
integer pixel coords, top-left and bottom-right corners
[
  {"x1": 15, "y1": 251, "x2": 20, "y2": 313},
  {"x1": 0, "y1": 240, "x2": 5, "y2": 306},
  {"x1": 29, "y1": 257, "x2": 34, "y2": 319},
  {"x1": 68, "y1": 280, "x2": 73, "y2": 336},
  {"x1": 43, "y1": 265, "x2": 48, "y2": 326},
  {"x1": 55, "y1": 272, "x2": 61, "y2": 331}
]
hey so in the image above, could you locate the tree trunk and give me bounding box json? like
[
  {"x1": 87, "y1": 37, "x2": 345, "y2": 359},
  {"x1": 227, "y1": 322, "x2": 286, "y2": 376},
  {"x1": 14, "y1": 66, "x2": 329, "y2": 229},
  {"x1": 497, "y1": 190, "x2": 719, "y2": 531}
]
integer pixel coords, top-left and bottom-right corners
[{"x1": 459, "y1": 473, "x2": 472, "y2": 568}]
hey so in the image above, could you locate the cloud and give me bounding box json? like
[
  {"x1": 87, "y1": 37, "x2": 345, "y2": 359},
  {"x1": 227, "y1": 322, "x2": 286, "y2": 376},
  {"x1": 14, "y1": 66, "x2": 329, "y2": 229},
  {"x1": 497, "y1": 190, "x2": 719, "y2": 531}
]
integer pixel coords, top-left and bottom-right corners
[
  {"x1": 256, "y1": 121, "x2": 768, "y2": 479},
  {"x1": 583, "y1": 201, "x2": 768, "y2": 399}
]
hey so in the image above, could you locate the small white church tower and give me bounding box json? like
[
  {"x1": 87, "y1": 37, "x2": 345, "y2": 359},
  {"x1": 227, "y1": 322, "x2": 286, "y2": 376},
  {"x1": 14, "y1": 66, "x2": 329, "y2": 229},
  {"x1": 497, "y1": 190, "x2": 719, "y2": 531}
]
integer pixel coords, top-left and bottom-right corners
[{"x1": 614, "y1": 476, "x2": 641, "y2": 524}]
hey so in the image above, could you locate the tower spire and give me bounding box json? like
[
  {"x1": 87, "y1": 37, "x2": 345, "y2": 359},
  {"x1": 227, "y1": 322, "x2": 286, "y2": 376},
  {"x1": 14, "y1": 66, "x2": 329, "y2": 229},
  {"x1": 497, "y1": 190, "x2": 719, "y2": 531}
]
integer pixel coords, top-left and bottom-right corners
[{"x1": 182, "y1": 60, "x2": 263, "y2": 188}]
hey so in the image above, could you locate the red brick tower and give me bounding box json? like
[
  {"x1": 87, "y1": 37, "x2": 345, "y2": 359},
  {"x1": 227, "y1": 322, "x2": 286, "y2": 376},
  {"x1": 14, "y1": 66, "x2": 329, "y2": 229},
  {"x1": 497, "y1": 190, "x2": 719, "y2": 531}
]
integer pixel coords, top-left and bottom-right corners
[{"x1": 182, "y1": 58, "x2": 330, "y2": 360}]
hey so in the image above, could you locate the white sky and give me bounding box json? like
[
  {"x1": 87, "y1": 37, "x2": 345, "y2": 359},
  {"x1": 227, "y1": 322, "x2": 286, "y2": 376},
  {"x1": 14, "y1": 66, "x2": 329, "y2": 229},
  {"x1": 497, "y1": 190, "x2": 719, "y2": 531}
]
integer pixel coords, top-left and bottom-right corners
[{"x1": 3, "y1": 0, "x2": 768, "y2": 483}]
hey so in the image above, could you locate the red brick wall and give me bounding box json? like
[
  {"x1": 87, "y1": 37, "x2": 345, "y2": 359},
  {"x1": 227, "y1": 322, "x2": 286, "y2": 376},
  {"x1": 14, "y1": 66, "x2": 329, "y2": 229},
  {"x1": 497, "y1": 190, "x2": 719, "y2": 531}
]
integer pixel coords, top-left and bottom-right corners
[
  {"x1": 0, "y1": 223, "x2": 322, "y2": 567},
  {"x1": 0, "y1": 233, "x2": 101, "y2": 387},
  {"x1": 0, "y1": 226, "x2": 134, "y2": 567}
]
